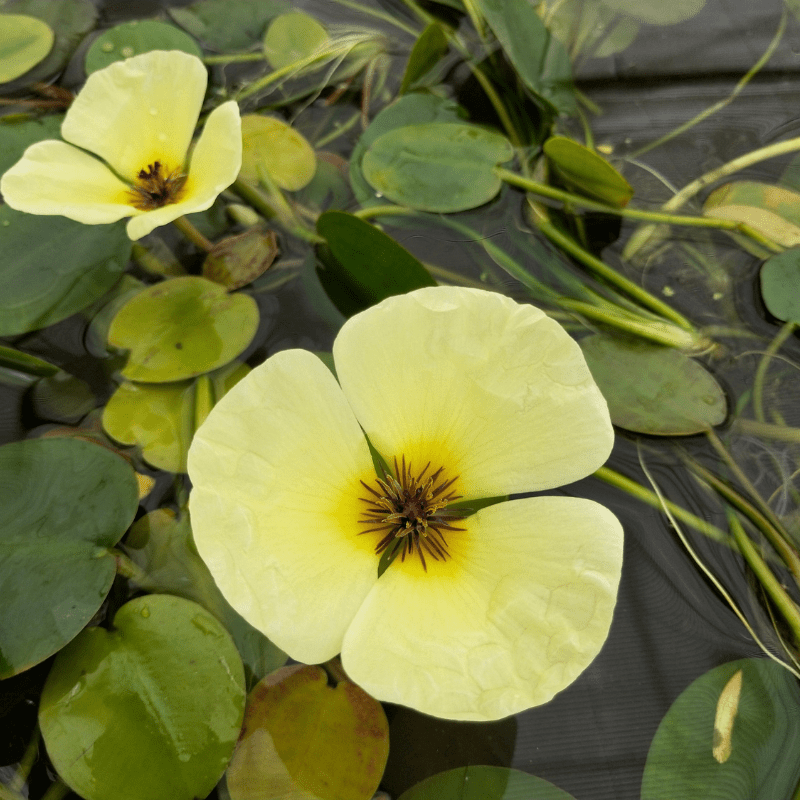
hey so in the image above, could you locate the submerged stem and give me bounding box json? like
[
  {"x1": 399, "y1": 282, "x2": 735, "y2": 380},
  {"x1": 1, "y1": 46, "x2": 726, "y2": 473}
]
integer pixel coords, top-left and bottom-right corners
[{"x1": 753, "y1": 320, "x2": 797, "y2": 423}]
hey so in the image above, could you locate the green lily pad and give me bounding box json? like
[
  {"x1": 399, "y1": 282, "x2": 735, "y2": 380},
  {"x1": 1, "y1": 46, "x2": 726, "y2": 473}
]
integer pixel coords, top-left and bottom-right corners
[
  {"x1": 0, "y1": 14, "x2": 53, "y2": 83},
  {"x1": 362, "y1": 122, "x2": 514, "y2": 212},
  {"x1": 102, "y1": 361, "x2": 250, "y2": 472},
  {"x1": 0, "y1": 0, "x2": 97, "y2": 88},
  {"x1": 703, "y1": 181, "x2": 800, "y2": 249},
  {"x1": 226, "y1": 665, "x2": 389, "y2": 800},
  {"x1": 580, "y1": 334, "x2": 727, "y2": 435},
  {"x1": 39, "y1": 594, "x2": 246, "y2": 800},
  {"x1": 263, "y1": 11, "x2": 328, "y2": 69},
  {"x1": 239, "y1": 114, "x2": 317, "y2": 191},
  {"x1": 642, "y1": 658, "x2": 800, "y2": 799},
  {"x1": 0, "y1": 206, "x2": 131, "y2": 336},
  {"x1": 107, "y1": 276, "x2": 259, "y2": 383},
  {"x1": 543, "y1": 136, "x2": 633, "y2": 207},
  {"x1": 316, "y1": 210, "x2": 436, "y2": 317},
  {"x1": 31, "y1": 371, "x2": 95, "y2": 424},
  {"x1": 0, "y1": 437, "x2": 138, "y2": 678},
  {"x1": 84, "y1": 19, "x2": 202, "y2": 74},
  {"x1": 760, "y1": 250, "x2": 800, "y2": 322},
  {"x1": 399, "y1": 22, "x2": 449, "y2": 94},
  {"x1": 351, "y1": 92, "x2": 466, "y2": 207},
  {"x1": 169, "y1": 0, "x2": 290, "y2": 51},
  {"x1": 0, "y1": 113, "x2": 63, "y2": 177},
  {"x1": 473, "y1": 0, "x2": 575, "y2": 114},
  {"x1": 125, "y1": 509, "x2": 287, "y2": 688},
  {"x1": 601, "y1": 0, "x2": 705, "y2": 25},
  {"x1": 398, "y1": 766, "x2": 577, "y2": 800}
]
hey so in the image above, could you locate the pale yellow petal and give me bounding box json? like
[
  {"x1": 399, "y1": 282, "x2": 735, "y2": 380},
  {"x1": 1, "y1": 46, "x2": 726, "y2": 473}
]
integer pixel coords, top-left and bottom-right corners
[
  {"x1": 341, "y1": 496, "x2": 623, "y2": 721},
  {"x1": 124, "y1": 100, "x2": 242, "y2": 241},
  {"x1": 61, "y1": 50, "x2": 207, "y2": 179},
  {"x1": 188, "y1": 349, "x2": 379, "y2": 665},
  {"x1": 0, "y1": 140, "x2": 135, "y2": 223},
  {"x1": 333, "y1": 287, "x2": 613, "y2": 499}
]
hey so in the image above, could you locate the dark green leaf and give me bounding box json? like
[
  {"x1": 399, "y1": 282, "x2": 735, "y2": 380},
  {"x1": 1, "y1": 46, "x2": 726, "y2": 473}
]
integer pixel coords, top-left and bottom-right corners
[
  {"x1": 642, "y1": 658, "x2": 800, "y2": 799},
  {"x1": 84, "y1": 19, "x2": 202, "y2": 74},
  {"x1": 398, "y1": 766, "x2": 577, "y2": 800},
  {"x1": 30, "y1": 371, "x2": 95, "y2": 423},
  {"x1": 759, "y1": 249, "x2": 800, "y2": 322},
  {"x1": 0, "y1": 206, "x2": 130, "y2": 336},
  {"x1": 0, "y1": 113, "x2": 62, "y2": 177},
  {"x1": 580, "y1": 334, "x2": 727, "y2": 435},
  {"x1": 0, "y1": 437, "x2": 138, "y2": 678},
  {"x1": 399, "y1": 22, "x2": 449, "y2": 94},
  {"x1": 39, "y1": 594, "x2": 245, "y2": 800},
  {"x1": 316, "y1": 210, "x2": 436, "y2": 317},
  {"x1": 473, "y1": 0, "x2": 575, "y2": 114}
]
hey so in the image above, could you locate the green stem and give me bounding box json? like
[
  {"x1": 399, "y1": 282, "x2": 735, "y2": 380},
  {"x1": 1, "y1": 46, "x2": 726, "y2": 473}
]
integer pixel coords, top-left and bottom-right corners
[
  {"x1": 425, "y1": 262, "x2": 488, "y2": 289},
  {"x1": 131, "y1": 242, "x2": 186, "y2": 277},
  {"x1": 685, "y1": 457, "x2": 800, "y2": 585},
  {"x1": 314, "y1": 109, "x2": 362, "y2": 148},
  {"x1": 624, "y1": 135, "x2": 800, "y2": 259},
  {"x1": 203, "y1": 52, "x2": 265, "y2": 65},
  {"x1": 398, "y1": 0, "x2": 435, "y2": 25},
  {"x1": 7, "y1": 728, "x2": 38, "y2": 793},
  {"x1": 629, "y1": 10, "x2": 788, "y2": 159},
  {"x1": 593, "y1": 465, "x2": 731, "y2": 547},
  {"x1": 753, "y1": 320, "x2": 796, "y2": 423},
  {"x1": 728, "y1": 509, "x2": 800, "y2": 645},
  {"x1": 111, "y1": 549, "x2": 150, "y2": 585},
  {"x1": 559, "y1": 299, "x2": 708, "y2": 351},
  {"x1": 733, "y1": 417, "x2": 800, "y2": 445},
  {"x1": 497, "y1": 166, "x2": 782, "y2": 242},
  {"x1": 0, "y1": 345, "x2": 58, "y2": 379},
  {"x1": 536, "y1": 217, "x2": 696, "y2": 330},
  {"x1": 40, "y1": 781, "x2": 71, "y2": 800},
  {"x1": 172, "y1": 216, "x2": 214, "y2": 252},
  {"x1": 330, "y1": 0, "x2": 421, "y2": 35}
]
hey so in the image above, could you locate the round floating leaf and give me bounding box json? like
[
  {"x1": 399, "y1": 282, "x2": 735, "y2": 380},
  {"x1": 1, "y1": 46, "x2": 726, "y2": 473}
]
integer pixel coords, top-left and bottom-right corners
[
  {"x1": 107, "y1": 276, "x2": 259, "y2": 383},
  {"x1": 263, "y1": 11, "x2": 328, "y2": 69},
  {"x1": 0, "y1": 14, "x2": 54, "y2": 83},
  {"x1": 103, "y1": 361, "x2": 249, "y2": 472},
  {"x1": 601, "y1": 0, "x2": 705, "y2": 24},
  {"x1": 473, "y1": 0, "x2": 575, "y2": 114},
  {"x1": 580, "y1": 334, "x2": 727, "y2": 435},
  {"x1": 85, "y1": 19, "x2": 202, "y2": 74},
  {"x1": 31, "y1": 371, "x2": 95, "y2": 424},
  {"x1": 362, "y1": 122, "x2": 514, "y2": 212},
  {"x1": 543, "y1": 136, "x2": 633, "y2": 207},
  {"x1": 39, "y1": 594, "x2": 245, "y2": 800},
  {"x1": 703, "y1": 181, "x2": 800, "y2": 249},
  {"x1": 239, "y1": 114, "x2": 317, "y2": 190},
  {"x1": 0, "y1": 113, "x2": 63, "y2": 177},
  {"x1": 642, "y1": 658, "x2": 800, "y2": 799},
  {"x1": 0, "y1": 437, "x2": 138, "y2": 678},
  {"x1": 0, "y1": 206, "x2": 131, "y2": 336},
  {"x1": 226, "y1": 665, "x2": 389, "y2": 800},
  {"x1": 350, "y1": 93, "x2": 466, "y2": 206},
  {"x1": 760, "y1": 250, "x2": 800, "y2": 322},
  {"x1": 398, "y1": 766, "x2": 577, "y2": 800},
  {"x1": 169, "y1": 0, "x2": 290, "y2": 51},
  {"x1": 316, "y1": 210, "x2": 436, "y2": 317},
  {"x1": 125, "y1": 509, "x2": 287, "y2": 687},
  {"x1": 0, "y1": 0, "x2": 97, "y2": 88}
]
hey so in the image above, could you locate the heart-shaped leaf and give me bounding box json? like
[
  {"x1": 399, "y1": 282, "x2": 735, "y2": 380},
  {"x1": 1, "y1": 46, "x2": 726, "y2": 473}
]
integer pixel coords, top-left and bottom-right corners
[
  {"x1": 362, "y1": 122, "x2": 514, "y2": 212},
  {"x1": 107, "y1": 276, "x2": 259, "y2": 383},
  {"x1": 39, "y1": 594, "x2": 246, "y2": 800},
  {"x1": 226, "y1": 665, "x2": 389, "y2": 800},
  {"x1": 0, "y1": 437, "x2": 138, "y2": 678}
]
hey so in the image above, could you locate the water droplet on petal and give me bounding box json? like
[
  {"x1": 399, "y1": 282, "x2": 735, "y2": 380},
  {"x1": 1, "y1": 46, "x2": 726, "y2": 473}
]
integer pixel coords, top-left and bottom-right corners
[
  {"x1": 149, "y1": 107, "x2": 158, "y2": 116},
  {"x1": 158, "y1": 132, "x2": 167, "y2": 142}
]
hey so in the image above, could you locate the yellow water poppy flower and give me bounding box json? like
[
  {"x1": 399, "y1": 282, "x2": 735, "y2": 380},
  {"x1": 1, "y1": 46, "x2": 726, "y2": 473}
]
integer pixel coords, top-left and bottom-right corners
[
  {"x1": 0, "y1": 50, "x2": 241, "y2": 241},
  {"x1": 188, "y1": 287, "x2": 623, "y2": 721}
]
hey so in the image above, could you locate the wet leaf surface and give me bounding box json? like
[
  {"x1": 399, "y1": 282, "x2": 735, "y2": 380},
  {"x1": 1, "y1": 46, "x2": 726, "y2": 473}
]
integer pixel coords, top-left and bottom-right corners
[
  {"x1": 0, "y1": 437, "x2": 138, "y2": 678},
  {"x1": 226, "y1": 665, "x2": 389, "y2": 800},
  {"x1": 580, "y1": 334, "x2": 727, "y2": 435},
  {"x1": 641, "y1": 658, "x2": 800, "y2": 799},
  {"x1": 362, "y1": 122, "x2": 514, "y2": 212},
  {"x1": 39, "y1": 594, "x2": 246, "y2": 800},
  {"x1": 107, "y1": 276, "x2": 259, "y2": 383}
]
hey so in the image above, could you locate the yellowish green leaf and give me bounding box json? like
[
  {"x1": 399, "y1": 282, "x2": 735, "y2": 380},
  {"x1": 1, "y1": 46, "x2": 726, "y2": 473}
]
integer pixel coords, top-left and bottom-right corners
[{"x1": 0, "y1": 14, "x2": 54, "y2": 83}]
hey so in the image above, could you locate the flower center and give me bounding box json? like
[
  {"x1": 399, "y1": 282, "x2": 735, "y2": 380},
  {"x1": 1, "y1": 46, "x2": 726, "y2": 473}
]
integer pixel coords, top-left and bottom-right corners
[
  {"x1": 358, "y1": 456, "x2": 465, "y2": 571},
  {"x1": 127, "y1": 161, "x2": 187, "y2": 210}
]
